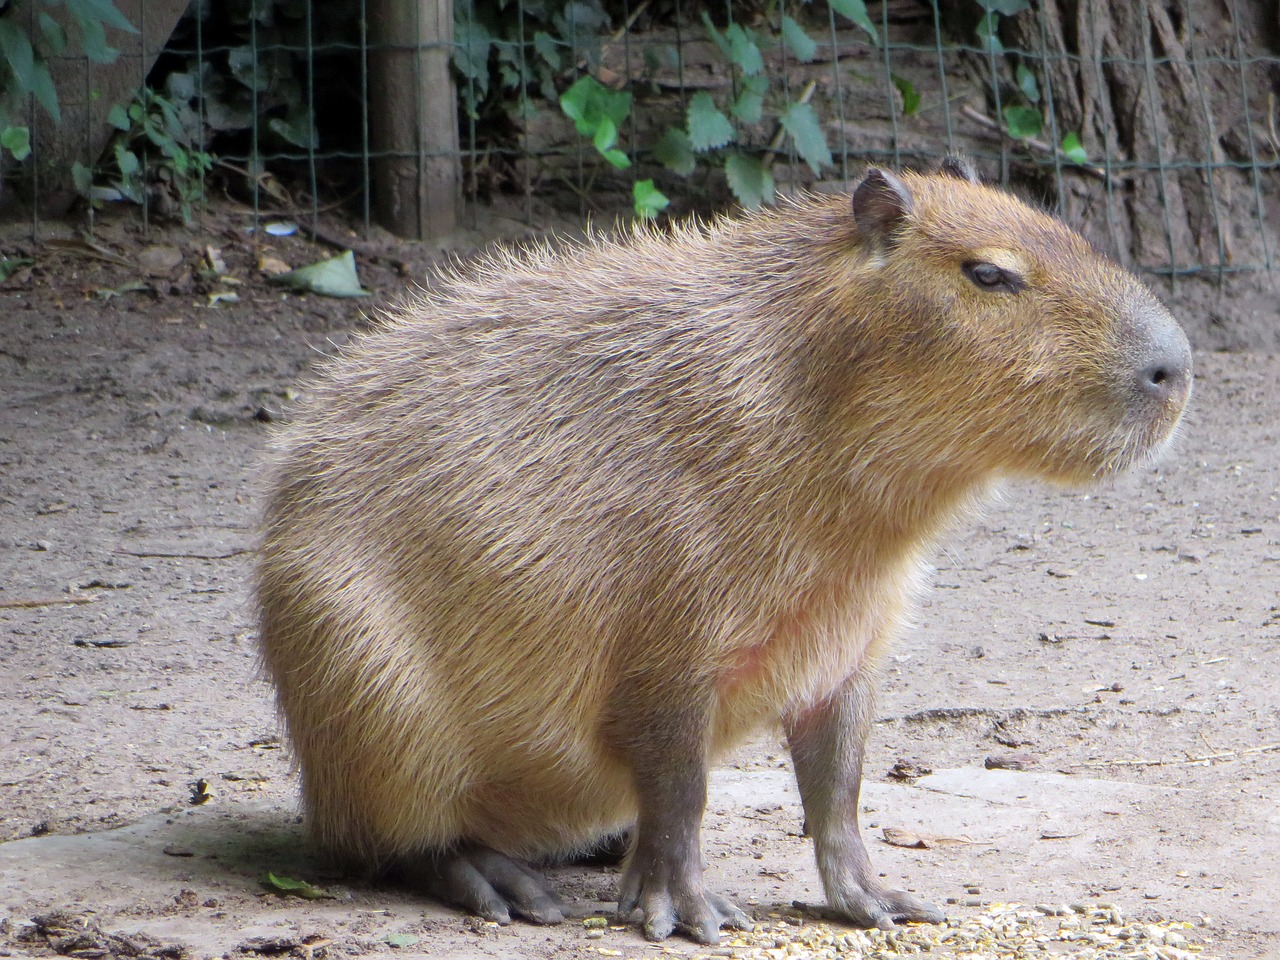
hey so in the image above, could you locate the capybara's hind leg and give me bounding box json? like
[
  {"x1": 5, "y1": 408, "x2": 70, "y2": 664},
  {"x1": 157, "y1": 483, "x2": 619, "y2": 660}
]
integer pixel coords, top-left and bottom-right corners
[{"x1": 399, "y1": 845, "x2": 566, "y2": 925}]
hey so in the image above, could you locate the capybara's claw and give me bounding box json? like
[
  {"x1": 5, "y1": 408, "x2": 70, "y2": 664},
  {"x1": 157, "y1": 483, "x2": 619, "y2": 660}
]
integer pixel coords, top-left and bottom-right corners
[{"x1": 828, "y1": 886, "x2": 946, "y2": 929}]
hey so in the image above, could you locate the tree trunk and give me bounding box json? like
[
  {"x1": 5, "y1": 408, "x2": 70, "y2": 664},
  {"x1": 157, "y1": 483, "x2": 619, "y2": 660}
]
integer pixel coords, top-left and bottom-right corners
[
  {"x1": 1005, "y1": 0, "x2": 1240, "y2": 273},
  {"x1": 368, "y1": 0, "x2": 461, "y2": 240}
]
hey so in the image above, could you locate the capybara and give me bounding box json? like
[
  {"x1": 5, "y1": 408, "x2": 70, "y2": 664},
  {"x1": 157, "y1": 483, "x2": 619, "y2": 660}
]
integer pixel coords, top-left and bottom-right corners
[{"x1": 257, "y1": 157, "x2": 1191, "y2": 944}]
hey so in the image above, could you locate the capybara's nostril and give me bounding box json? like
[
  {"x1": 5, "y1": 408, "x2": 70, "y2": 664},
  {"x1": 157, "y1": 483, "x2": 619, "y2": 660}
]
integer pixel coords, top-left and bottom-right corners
[{"x1": 1139, "y1": 362, "x2": 1173, "y2": 399}]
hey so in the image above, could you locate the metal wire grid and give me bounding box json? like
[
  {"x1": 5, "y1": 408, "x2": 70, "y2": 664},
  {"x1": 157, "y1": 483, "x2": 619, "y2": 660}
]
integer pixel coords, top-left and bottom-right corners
[{"x1": 3, "y1": 0, "x2": 1276, "y2": 277}]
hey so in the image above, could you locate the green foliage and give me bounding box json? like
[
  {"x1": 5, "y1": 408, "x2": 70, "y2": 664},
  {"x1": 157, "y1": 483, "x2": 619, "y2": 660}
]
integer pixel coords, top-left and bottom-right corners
[
  {"x1": 779, "y1": 16, "x2": 817, "y2": 63},
  {"x1": 827, "y1": 0, "x2": 878, "y2": 45},
  {"x1": 0, "y1": 0, "x2": 135, "y2": 162},
  {"x1": 778, "y1": 101, "x2": 831, "y2": 175},
  {"x1": 560, "y1": 74, "x2": 632, "y2": 169},
  {"x1": 971, "y1": 1, "x2": 1088, "y2": 166},
  {"x1": 723, "y1": 153, "x2": 773, "y2": 209},
  {"x1": 891, "y1": 74, "x2": 920, "y2": 116},
  {"x1": 1061, "y1": 131, "x2": 1088, "y2": 165},
  {"x1": 1002, "y1": 103, "x2": 1042, "y2": 140},
  {"x1": 687, "y1": 91, "x2": 735, "y2": 153},
  {"x1": 451, "y1": 0, "x2": 887, "y2": 216},
  {"x1": 631, "y1": 178, "x2": 668, "y2": 219},
  {"x1": 87, "y1": 86, "x2": 213, "y2": 225}
]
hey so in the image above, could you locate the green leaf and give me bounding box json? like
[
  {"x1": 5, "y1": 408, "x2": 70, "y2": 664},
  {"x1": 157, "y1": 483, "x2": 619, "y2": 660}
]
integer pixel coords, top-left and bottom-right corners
[
  {"x1": 262, "y1": 872, "x2": 328, "y2": 899},
  {"x1": 107, "y1": 102, "x2": 130, "y2": 130},
  {"x1": 114, "y1": 143, "x2": 139, "y2": 176},
  {"x1": 700, "y1": 12, "x2": 732, "y2": 60},
  {"x1": 600, "y1": 147, "x2": 631, "y2": 169},
  {"x1": 384, "y1": 934, "x2": 420, "y2": 949},
  {"x1": 67, "y1": 9, "x2": 119, "y2": 64},
  {"x1": 1003, "y1": 104, "x2": 1042, "y2": 139},
  {"x1": 653, "y1": 127, "x2": 696, "y2": 176},
  {"x1": 64, "y1": 0, "x2": 137, "y2": 35},
  {"x1": 643, "y1": 44, "x2": 678, "y2": 74},
  {"x1": 632, "y1": 179, "x2": 669, "y2": 219},
  {"x1": 978, "y1": 0, "x2": 1030, "y2": 13},
  {"x1": 72, "y1": 161, "x2": 94, "y2": 195},
  {"x1": 779, "y1": 15, "x2": 817, "y2": 63},
  {"x1": 227, "y1": 46, "x2": 271, "y2": 91},
  {"x1": 268, "y1": 251, "x2": 371, "y2": 298},
  {"x1": 1061, "y1": 131, "x2": 1088, "y2": 165},
  {"x1": 828, "y1": 0, "x2": 878, "y2": 45},
  {"x1": 891, "y1": 73, "x2": 920, "y2": 116},
  {"x1": 559, "y1": 75, "x2": 631, "y2": 138},
  {"x1": 975, "y1": 12, "x2": 1002, "y2": 55},
  {"x1": 731, "y1": 74, "x2": 767, "y2": 124},
  {"x1": 38, "y1": 13, "x2": 67, "y2": 55},
  {"x1": 724, "y1": 23, "x2": 763, "y2": 75},
  {"x1": 30, "y1": 61, "x2": 60, "y2": 122},
  {"x1": 779, "y1": 101, "x2": 831, "y2": 174},
  {"x1": 1, "y1": 125, "x2": 30, "y2": 162},
  {"x1": 686, "y1": 91, "x2": 734, "y2": 152},
  {"x1": 532, "y1": 31, "x2": 561, "y2": 70},
  {"x1": 724, "y1": 153, "x2": 774, "y2": 209},
  {"x1": 1016, "y1": 63, "x2": 1039, "y2": 103},
  {"x1": 0, "y1": 255, "x2": 34, "y2": 282},
  {"x1": 0, "y1": 20, "x2": 37, "y2": 96},
  {"x1": 269, "y1": 113, "x2": 317, "y2": 149},
  {"x1": 592, "y1": 116, "x2": 617, "y2": 153}
]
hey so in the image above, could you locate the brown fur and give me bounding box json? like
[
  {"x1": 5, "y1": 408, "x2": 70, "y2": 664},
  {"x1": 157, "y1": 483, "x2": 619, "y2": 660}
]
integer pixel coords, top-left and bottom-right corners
[{"x1": 256, "y1": 167, "x2": 1190, "y2": 925}]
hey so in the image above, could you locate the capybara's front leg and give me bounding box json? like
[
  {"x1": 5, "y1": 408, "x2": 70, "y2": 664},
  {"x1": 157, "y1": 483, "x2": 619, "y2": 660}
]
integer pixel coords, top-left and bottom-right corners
[
  {"x1": 786, "y1": 673, "x2": 946, "y2": 929},
  {"x1": 609, "y1": 696, "x2": 753, "y2": 944}
]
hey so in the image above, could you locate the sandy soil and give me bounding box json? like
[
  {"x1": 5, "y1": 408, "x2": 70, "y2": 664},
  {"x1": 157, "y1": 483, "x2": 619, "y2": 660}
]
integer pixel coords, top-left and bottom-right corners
[{"x1": 0, "y1": 211, "x2": 1277, "y2": 959}]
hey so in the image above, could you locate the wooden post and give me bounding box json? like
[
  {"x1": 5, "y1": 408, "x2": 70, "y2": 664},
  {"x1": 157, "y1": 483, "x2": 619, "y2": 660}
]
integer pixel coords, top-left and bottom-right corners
[
  {"x1": 368, "y1": 0, "x2": 461, "y2": 240},
  {"x1": 22, "y1": 0, "x2": 189, "y2": 215}
]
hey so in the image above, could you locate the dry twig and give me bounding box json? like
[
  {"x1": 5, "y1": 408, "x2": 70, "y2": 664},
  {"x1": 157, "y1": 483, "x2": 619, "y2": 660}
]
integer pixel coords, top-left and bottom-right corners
[{"x1": 0, "y1": 595, "x2": 96, "y2": 610}]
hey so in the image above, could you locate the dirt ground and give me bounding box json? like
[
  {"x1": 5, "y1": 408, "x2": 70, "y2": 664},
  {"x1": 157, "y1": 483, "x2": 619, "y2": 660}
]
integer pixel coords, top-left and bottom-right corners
[{"x1": 1, "y1": 208, "x2": 1278, "y2": 960}]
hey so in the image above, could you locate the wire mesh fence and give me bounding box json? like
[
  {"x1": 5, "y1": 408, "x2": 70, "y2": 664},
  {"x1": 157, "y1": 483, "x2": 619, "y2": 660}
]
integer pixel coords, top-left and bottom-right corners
[{"x1": 0, "y1": 0, "x2": 1276, "y2": 280}]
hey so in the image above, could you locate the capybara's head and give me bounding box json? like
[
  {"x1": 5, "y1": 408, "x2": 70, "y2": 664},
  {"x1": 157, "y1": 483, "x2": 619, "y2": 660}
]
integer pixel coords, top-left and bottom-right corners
[{"x1": 842, "y1": 158, "x2": 1191, "y2": 486}]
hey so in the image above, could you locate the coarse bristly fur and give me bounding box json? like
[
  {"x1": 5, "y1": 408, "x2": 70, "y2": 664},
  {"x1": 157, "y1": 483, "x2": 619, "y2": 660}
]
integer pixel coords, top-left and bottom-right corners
[{"x1": 256, "y1": 166, "x2": 1191, "y2": 891}]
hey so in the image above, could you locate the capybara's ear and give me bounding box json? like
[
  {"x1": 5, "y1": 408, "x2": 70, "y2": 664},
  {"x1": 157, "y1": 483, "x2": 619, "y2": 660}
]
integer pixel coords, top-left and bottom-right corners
[
  {"x1": 938, "y1": 155, "x2": 979, "y2": 184},
  {"x1": 852, "y1": 168, "x2": 913, "y2": 246}
]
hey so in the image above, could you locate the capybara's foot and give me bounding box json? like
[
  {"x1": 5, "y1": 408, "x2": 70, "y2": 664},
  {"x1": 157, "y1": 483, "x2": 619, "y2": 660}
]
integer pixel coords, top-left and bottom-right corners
[
  {"x1": 616, "y1": 859, "x2": 752, "y2": 944},
  {"x1": 404, "y1": 845, "x2": 565, "y2": 925},
  {"x1": 827, "y1": 885, "x2": 946, "y2": 930}
]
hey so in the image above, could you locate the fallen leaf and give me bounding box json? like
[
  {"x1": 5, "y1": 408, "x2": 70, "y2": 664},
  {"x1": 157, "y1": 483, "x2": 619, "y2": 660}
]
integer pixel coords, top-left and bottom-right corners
[
  {"x1": 259, "y1": 255, "x2": 291, "y2": 276},
  {"x1": 137, "y1": 244, "x2": 184, "y2": 276},
  {"x1": 882, "y1": 826, "x2": 981, "y2": 849},
  {"x1": 203, "y1": 245, "x2": 227, "y2": 275},
  {"x1": 269, "y1": 249, "x2": 370, "y2": 298},
  {"x1": 262, "y1": 872, "x2": 330, "y2": 900}
]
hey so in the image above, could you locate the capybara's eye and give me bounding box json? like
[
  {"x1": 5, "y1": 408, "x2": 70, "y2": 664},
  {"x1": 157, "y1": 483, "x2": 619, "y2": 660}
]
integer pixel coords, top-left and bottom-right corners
[{"x1": 962, "y1": 261, "x2": 1025, "y2": 294}]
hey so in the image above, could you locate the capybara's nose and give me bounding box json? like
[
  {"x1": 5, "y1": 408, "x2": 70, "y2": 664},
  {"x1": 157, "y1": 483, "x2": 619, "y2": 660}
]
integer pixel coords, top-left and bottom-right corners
[{"x1": 1130, "y1": 304, "x2": 1192, "y2": 409}]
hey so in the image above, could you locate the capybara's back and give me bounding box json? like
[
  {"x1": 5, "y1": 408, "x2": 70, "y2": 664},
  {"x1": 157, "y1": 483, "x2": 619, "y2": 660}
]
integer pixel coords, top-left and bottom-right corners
[{"x1": 258, "y1": 160, "x2": 1190, "y2": 943}]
